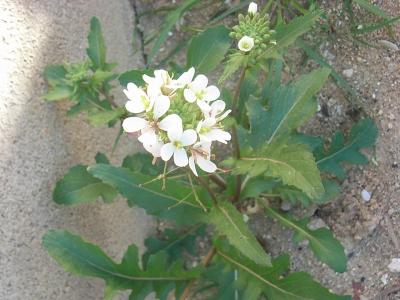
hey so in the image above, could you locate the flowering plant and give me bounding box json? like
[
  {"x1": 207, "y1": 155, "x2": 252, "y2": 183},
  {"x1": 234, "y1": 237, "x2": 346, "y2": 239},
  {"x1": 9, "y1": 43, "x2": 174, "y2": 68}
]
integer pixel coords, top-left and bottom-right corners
[{"x1": 42, "y1": 2, "x2": 377, "y2": 300}]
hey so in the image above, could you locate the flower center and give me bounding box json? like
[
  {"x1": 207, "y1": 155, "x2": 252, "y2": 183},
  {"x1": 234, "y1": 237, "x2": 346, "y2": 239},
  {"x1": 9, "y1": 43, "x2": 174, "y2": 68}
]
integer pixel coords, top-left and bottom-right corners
[
  {"x1": 195, "y1": 90, "x2": 205, "y2": 100},
  {"x1": 141, "y1": 95, "x2": 150, "y2": 109},
  {"x1": 173, "y1": 140, "x2": 182, "y2": 148}
]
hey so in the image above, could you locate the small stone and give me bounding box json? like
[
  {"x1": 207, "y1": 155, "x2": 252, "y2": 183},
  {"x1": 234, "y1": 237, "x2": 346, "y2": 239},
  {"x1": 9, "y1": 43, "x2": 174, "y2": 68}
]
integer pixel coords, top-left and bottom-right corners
[
  {"x1": 242, "y1": 214, "x2": 249, "y2": 223},
  {"x1": 381, "y1": 273, "x2": 389, "y2": 285},
  {"x1": 360, "y1": 296, "x2": 369, "y2": 300},
  {"x1": 388, "y1": 258, "x2": 400, "y2": 272},
  {"x1": 361, "y1": 189, "x2": 371, "y2": 202},
  {"x1": 343, "y1": 68, "x2": 354, "y2": 78},
  {"x1": 308, "y1": 217, "x2": 327, "y2": 230},
  {"x1": 280, "y1": 201, "x2": 292, "y2": 211},
  {"x1": 378, "y1": 40, "x2": 399, "y2": 51}
]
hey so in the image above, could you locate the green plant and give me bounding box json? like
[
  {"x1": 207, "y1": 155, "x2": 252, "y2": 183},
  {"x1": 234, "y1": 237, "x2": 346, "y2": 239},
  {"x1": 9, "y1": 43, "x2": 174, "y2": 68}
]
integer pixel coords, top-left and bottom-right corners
[{"x1": 42, "y1": 2, "x2": 379, "y2": 299}]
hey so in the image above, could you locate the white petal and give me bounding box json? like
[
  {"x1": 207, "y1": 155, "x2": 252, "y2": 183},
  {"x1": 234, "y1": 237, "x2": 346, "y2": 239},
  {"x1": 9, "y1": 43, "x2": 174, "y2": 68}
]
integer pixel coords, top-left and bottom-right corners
[
  {"x1": 238, "y1": 36, "x2": 254, "y2": 52},
  {"x1": 210, "y1": 100, "x2": 226, "y2": 115},
  {"x1": 160, "y1": 143, "x2": 175, "y2": 161},
  {"x1": 204, "y1": 86, "x2": 220, "y2": 102},
  {"x1": 123, "y1": 83, "x2": 138, "y2": 100},
  {"x1": 122, "y1": 117, "x2": 148, "y2": 133},
  {"x1": 177, "y1": 67, "x2": 195, "y2": 85},
  {"x1": 181, "y1": 129, "x2": 197, "y2": 146},
  {"x1": 159, "y1": 114, "x2": 182, "y2": 132},
  {"x1": 203, "y1": 118, "x2": 217, "y2": 127},
  {"x1": 147, "y1": 83, "x2": 161, "y2": 99},
  {"x1": 143, "y1": 140, "x2": 163, "y2": 157},
  {"x1": 142, "y1": 74, "x2": 154, "y2": 85},
  {"x1": 188, "y1": 156, "x2": 198, "y2": 176},
  {"x1": 138, "y1": 130, "x2": 157, "y2": 145},
  {"x1": 195, "y1": 141, "x2": 212, "y2": 155},
  {"x1": 153, "y1": 95, "x2": 170, "y2": 119},
  {"x1": 196, "y1": 120, "x2": 203, "y2": 133},
  {"x1": 174, "y1": 148, "x2": 188, "y2": 167},
  {"x1": 192, "y1": 74, "x2": 208, "y2": 91},
  {"x1": 197, "y1": 156, "x2": 217, "y2": 173},
  {"x1": 125, "y1": 100, "x2": 145, "y2": 113},
  {"x1": 217, "y1": 109, "x2": 231, "y2": 121},
  {"x1": 197, "y1": 100, "x2": 211, "y2": 115},
  {"x1": 184, "y1": 89, "x2": 197, "y2": 103},
  {"x1": 208, "y1": 129, "x2": 231, "y2": 143},
  {"x1": 168, "y1": 126, "x2": 183, "y2": 142}
]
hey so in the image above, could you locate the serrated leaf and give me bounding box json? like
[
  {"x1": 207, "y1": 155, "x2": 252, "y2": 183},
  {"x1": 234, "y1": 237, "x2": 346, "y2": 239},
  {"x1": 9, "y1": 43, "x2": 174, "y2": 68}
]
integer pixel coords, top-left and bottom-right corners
[
  {"x1": 143, "y1": 225, "x2": 205, "y2": 266},
  {"x1": 235, "y1": 143, "x2": 324, "y2": 199},
  {"x1": 88, "y1": 164, "x2": 211, "y2": 224},
  {"x1": 87, "y1": 17, "x2": 106, "y2": 70},
  {"x1": 264, "y1": 206, "x2": 347, "y2": 273},
  {"x1": 240, "y1": 68, "x2": 330, "y2": 149},
  {"x1": 261, "y1": 10, "x2": 321, "y2": 59},
  {"x1": 214, "y1": 240, "x2": 350, "y2": 300},
  {"x1": 118, "y1": 69, "x2": 153, "y2": 87},
  {"x1": 43, "y1": 64, "x2": 67, "y2": 86},
  {"x1": 207, "y1": 201, "x2": 270, "y2": 266},
  {"x1": 53, "y1": 165, "x2": 117, "y2": 205},
  {"x1": 43, "y1": 230, "x2": 201, "y2": 300},
  {"x1": 122, "y1": 152, "x2": 163, "y2": 176},
  {"x1": 186, "y1": 25, "x2": 231, "y2": 74},
  {"x1": 148, "y1": 0, "x2": 200, "y2": 65},
  {"x1": 219, "y1": 52, "x2": 248, "y2": 83},
  {"x1": 43, "y1": 85, "x2": 74, "y2": 101},
  {"x1": 87, "y1": 107, "x2": 125, "y2": 127},
  {"x1": 316, "y1": 118, "x2": 378, "y2": 179}
]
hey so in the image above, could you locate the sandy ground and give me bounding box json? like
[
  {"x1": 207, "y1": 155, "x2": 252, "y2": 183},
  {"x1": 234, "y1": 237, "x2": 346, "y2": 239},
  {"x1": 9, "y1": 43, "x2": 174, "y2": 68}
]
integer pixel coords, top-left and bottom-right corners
[{"x1": 0, "y1": 1, "x2": 154, "y2": 299}]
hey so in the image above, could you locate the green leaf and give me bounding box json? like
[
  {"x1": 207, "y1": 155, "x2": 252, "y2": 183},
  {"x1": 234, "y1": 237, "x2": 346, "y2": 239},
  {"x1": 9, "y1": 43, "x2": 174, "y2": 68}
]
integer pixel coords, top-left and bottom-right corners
[
  {"x1": 122, "y1": 152, "x2": 163, "y2": 176},
  {"x1": 148, "y1": 0, "x2": 200, "y2": 65},
  {"x1": 261, "y1": 10, "x2": 321, "y2": 59},
  {"x1": 143, "y1": 225, "x2": 205, "y2": 266},
  {"x1": 91, "y1": 70, "x2": 117, "y2": 86},
  {"x1": 87, "y1": 107, "x2": 125, "y2": 127},
  {"x1": 53, "y1": 165, "x2": 117, "y2": 205},
  {"x1": 235, "y1": 143, "x2": 324, "y2": 199},
  {"x1": 354, "y1": 0, "x2": 390, "y2": 19},
  {"x1": 95, "y1": 152, "x2": 110, "y2": 164},
  {"x1": 118, "y1": 69, "x2": 153, "y2": 87},
  {"x1": 264, "y1": 206, "x2": 347, "y2": 273},
  {"x1": 43, "y1": 230, "x2": 201, "y2": 300},
  {"x1": 219, "y1": 52, "x2": 248, "y2": 83},
  {"x1": 186, "y1": 25, "x2": 231, "y2": 74},
  {"x1": 87, "y1": 17, "x2": 106, "y2": 70},
  {"x1": 215, "y1": 240, "x2": 351, "y2": 300},
  {"x1": 88, "y1": 164, "x2": 211, "y2": 224},
  {"x1": 241, "y1": 68, "x2": 330, "y2": 149},
  {"x1": 43, "y1": 64, "x2": 67, "y2": 86},
  {"x1": 316, "y1": 118, "x2": 378, "y2": 179},
  {"x1": 43, "y1": 85, "x2": 74, "y2": 101},
  {"x1": 206, "y1": 201, "x2": 270, "y2": 266}
]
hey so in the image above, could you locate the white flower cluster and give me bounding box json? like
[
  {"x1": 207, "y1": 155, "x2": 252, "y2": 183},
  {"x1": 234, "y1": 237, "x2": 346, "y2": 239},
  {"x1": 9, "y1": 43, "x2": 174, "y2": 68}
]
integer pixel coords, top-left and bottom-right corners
[{"x1": 122, "y1": 68, "x2": 231, "y2": 176}]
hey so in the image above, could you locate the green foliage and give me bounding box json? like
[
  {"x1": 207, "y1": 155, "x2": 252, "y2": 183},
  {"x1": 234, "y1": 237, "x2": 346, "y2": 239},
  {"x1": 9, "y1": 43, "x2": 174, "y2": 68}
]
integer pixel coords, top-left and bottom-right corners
[
  {"x1": 87, "y1": 107, "x2": 125, "y2": 127},
  {"x1": 214, "y1": 240, "x2": 351, "y2": 300},
  {"x1": 233, "y1": 143, "x2": 324, "y2": 199},
  {"x1": 43, "y1": 230, "x2": 201, "y2": 300},
  {"x1": 118, "y1": 69, "x2": 153, "y2": 87},
  {"x1": 264, "y1": 206, "x2": 347, "y2": 273},
  {"x1": 207, "y1": 201, "x2": 270, "y2": 266},
  {"x1": 88, "y1": 164, "x2": 211, "y2": 225},
  {"x1": 53, "y1": 165, "x2": 117, "y2": 205},
  {"x1": 143, "y1": 225, "x2": 206, "y2": 266},
  {"x1": 316, "y1": 118, "x2": 378, "y2": 179},
  {"x1": 122, "y1": 152, "x2": 163, "y2": 176},
  {"x1": 87, "y1": 17, "x2": 107, "y2": 70},
  {"x1": 240, "y1": 68, "x2": 330, "y2": 149},
  {"x1": 187, "y1": 25, "x2": 231, "y2": 74},
  {"x1": 148, "y1": 0, "x2": 200, "y2": 65}
]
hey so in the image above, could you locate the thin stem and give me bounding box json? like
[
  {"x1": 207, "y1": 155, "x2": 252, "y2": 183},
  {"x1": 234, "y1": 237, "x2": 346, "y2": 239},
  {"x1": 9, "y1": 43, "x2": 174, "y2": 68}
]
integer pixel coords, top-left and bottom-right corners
[
  {"x1": 187, "y1": 171, "x2": 207, "y2": 212},
  {"x1": 179, "y1": 246, "x2": 216, "y2": 300},
  {"x1": 197, "y1": 176, "x2": 217, "y2": 205},
  {"x1": 208, "y1": 173, "x2": 227, "y2": 189},
  {"x1": 231, "y1": 67, "x2": 247, "y2": 203}
]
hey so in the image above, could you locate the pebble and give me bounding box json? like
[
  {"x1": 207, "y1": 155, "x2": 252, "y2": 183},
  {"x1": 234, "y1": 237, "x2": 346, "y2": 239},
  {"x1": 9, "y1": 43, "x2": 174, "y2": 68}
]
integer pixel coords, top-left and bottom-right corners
[
  {"x1": 343, "y1": 68, "x2": 354, "y2": 78},
  {"x1": 381, "y1": 273, "x2": 389, "y2": 285},
  {"x1": 280, "y1": 201, "x2": 292, "y2": 211},
  {"x1": 378, "y1": 40, "x2": 399, "y2": 51},
  {"x1": 308, "y1": 217, "x2": 327, "y2": 230},
  {"x1": 361, "y1": 189, "x2": 371, "y2": 202},
  {"x1": 388, "y1": 258, "x2": 400, "y2": 272}
]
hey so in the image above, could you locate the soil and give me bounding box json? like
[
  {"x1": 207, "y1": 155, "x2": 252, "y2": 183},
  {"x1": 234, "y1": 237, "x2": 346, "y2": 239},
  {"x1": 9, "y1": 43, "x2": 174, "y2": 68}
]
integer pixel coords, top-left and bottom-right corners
[{"x1": 134, "y1": 0, "x2": 400, "y2": 299}]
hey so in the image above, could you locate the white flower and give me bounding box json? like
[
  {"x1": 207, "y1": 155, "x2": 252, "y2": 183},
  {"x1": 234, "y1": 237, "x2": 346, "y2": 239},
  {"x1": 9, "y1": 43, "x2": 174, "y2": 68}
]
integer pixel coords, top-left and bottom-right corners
[
  {"x1": 188, "y1": 142, "x2": 217, "y2": 176},
  {"x1": 196, "y1": 118, "x2": 231, "y2": 144},
  {"x1": 160, "y1": 125, "x2": 197, "y2": 167},
  {"x1": 124, "y1": 83, "x2": 154, "y2": 113},
  {"x1": 143, "y1": 139, "x2": 164, "y2": 158},
  {"x1": 238, "y1": 36, "x2": 254, "y2": 52},
  {"x1": 200, "y1": 100, "x2": 231, "y2": 121},
  {"x1": 183, "y1": 74, "x2": 220, "y2": 106},
  {"x1": 143, "y1": 70, "x2": 176, "y2": 96},
  {"x1": 248, "y1": 2, "x2": 257, "y2": 14},
  {"x1": 175, "y1": 67, "x2": 195, "y2": 87}
]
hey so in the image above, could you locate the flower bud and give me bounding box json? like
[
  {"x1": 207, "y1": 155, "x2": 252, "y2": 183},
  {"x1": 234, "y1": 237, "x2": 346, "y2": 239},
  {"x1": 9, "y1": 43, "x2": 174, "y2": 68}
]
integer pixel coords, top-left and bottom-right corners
[
  {"x1": 238, "y1": 36, "x2": 254, "y2": 52},
  {"x1": 248, "y1": 2, "x2": 257, "y2": 14}
]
